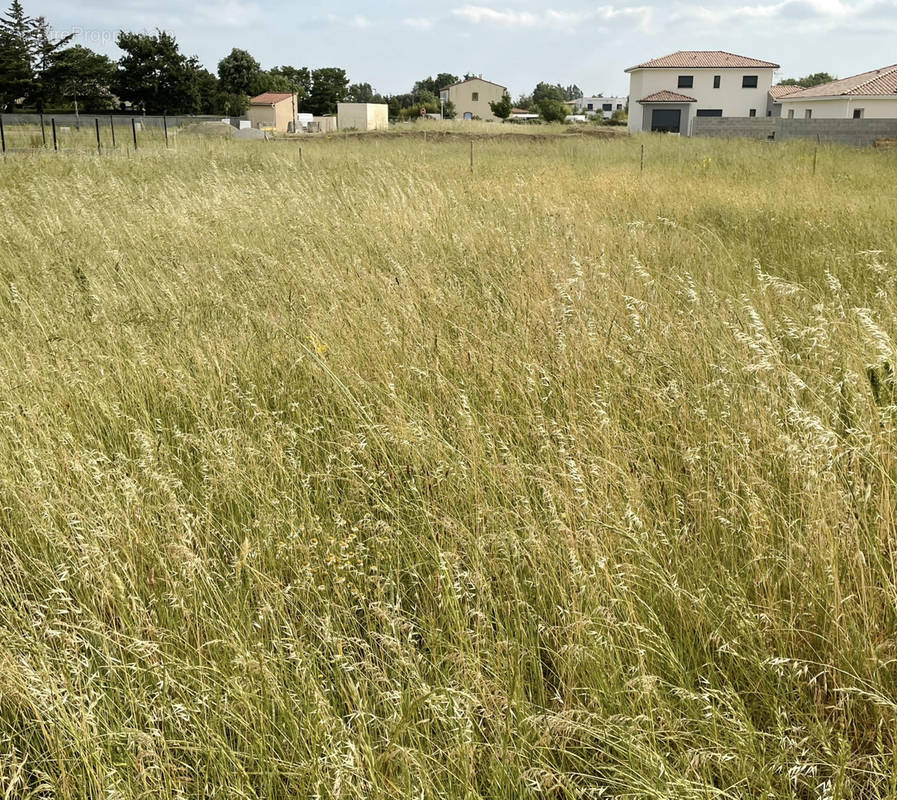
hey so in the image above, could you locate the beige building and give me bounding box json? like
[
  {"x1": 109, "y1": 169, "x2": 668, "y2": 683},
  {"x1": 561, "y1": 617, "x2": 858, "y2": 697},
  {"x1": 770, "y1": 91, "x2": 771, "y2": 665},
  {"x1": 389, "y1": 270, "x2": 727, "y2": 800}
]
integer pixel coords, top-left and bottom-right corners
[
  {"x1": 440, "y1": 77, "x2": 507, "y2": 121},
  {"x1": 778, "y1": 65, "x2": 897, "y2": 119},
  {"x1": 248, "y1": 92, "x2": 297, "y2": 132},
  {"x1": 337, "y1": 103, "x2": 389, "y2": 131}
]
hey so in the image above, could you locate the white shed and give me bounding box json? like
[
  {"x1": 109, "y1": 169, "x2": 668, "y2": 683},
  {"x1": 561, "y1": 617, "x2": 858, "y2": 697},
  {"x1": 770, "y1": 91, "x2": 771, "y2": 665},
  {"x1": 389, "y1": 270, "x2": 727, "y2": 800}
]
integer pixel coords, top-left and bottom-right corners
[{"x1": 337, "y1": 103, "x2": 389, "y2": 131}]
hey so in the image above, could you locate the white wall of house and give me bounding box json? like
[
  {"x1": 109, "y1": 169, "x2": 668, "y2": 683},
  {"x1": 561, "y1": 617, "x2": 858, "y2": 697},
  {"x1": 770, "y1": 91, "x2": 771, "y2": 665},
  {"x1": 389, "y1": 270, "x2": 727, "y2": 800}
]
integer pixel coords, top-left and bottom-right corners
[
  {"x1": 778, "y1": 96, "x2": 897, "y2": 119},
  {"x1": 628, "y1": 68, "x2": 775, "y2": 134},
  {"x1": 574, "y1": 96, "x2": 627, "y2": 117}
]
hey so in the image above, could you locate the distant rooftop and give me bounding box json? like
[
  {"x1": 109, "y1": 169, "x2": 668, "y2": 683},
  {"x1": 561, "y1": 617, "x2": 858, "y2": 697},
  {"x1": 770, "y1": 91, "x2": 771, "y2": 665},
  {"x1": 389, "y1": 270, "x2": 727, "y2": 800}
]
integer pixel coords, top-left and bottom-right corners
[{"x1": 249, "y1": 92, "x2": 294, "y2": 105}]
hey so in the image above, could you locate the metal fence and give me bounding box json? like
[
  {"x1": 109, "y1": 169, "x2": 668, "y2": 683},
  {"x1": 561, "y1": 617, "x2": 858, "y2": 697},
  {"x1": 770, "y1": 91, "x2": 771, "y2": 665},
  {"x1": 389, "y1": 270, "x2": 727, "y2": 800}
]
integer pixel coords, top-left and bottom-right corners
[{"x1": 0, "y1": 113, "x2": 248, "y2": 154}]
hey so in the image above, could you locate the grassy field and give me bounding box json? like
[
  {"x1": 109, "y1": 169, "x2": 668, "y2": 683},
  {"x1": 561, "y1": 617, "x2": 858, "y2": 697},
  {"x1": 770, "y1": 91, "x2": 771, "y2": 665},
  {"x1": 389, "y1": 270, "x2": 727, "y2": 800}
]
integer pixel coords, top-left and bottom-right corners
[{"x1": 1, "y1": 132, "x2": 897, "y2": 799}]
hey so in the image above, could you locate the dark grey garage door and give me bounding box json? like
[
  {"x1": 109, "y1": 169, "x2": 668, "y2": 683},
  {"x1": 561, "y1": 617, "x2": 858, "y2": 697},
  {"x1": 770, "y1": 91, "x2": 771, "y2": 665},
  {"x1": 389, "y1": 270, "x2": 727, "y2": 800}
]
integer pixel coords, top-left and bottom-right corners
[{"x1": 651, "y1": 109, "x2": 681, "y2": 133}]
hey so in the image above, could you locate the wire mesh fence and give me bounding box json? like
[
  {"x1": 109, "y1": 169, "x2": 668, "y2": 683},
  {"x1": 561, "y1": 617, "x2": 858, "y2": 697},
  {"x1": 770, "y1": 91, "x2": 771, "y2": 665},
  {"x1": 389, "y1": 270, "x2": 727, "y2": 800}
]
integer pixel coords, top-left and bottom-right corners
[{"x1": 0, "y1": 114, "x2": 246, "y2": 155}]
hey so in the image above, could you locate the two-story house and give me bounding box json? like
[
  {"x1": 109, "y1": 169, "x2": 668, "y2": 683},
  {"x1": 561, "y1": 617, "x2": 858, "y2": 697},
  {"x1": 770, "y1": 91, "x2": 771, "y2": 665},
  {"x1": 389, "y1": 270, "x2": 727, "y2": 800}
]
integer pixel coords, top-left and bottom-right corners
[
  {"x1": 440, "y1": 77, "x2": 507, "y2": 121},
  {"x1": 626, "y1": 51, "x2": 779, "y2": 135}
]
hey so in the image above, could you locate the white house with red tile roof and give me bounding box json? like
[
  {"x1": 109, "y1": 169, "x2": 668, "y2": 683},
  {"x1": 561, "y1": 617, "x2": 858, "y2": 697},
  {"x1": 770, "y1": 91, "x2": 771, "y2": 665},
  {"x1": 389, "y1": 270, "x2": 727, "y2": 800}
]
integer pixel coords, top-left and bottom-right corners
[
  {"x1": 778, "y1": 65, "x2": 897, "y2": 120},
  {"x1": 626, "y1": 51, "x2": 779, "y2": 135}
]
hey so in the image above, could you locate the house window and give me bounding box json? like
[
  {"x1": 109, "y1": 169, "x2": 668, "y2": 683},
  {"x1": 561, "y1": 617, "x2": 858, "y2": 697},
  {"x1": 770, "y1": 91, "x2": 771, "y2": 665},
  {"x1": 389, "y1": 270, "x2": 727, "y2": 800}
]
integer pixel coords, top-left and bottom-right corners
[
  {"x1": 678, "y1": 75, "x2": 694, "y2": 88},
  {"x1": 602, "y1": 103, "x2": 612, "y2": 111},
  {"x1": 713, "y1": 75, "x2": 721, "y2": 88},
  {"x1": 805, "y1": 109, "x2": 812, "y2": 119},
  {"x1": 696, "y1": 109, "x2": 723, "y2": 117},
  {"x1": 742, "y1": 75, "x2": 758, "y2": 88},
  {"x1": 749, "y1": 109, "x2": 757, "y2": 117},
  {"x1": 616, "y1": 104, "x2": 622, "y2": 110},
  {"x1": 472, "y1": 92, "x2": 479, "y2": 101},
  {"x1": 787, "y1": 109, "x2": 794, "y2": 118},
  {"x1": 587, "y1": 103, "x2": 593, "y2": 110},
  {"x1": 853, "y1": 108, "x2": 864, "y2": 119}
]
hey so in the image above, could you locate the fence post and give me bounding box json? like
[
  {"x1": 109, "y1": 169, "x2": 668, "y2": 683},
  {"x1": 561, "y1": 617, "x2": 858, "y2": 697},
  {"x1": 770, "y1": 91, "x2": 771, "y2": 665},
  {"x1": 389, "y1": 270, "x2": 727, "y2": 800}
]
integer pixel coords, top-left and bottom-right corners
[
  {"x1": 640, "y1": 143, "x2": 645, "y2": 174},
  {"x1": 95, "y1": 117, "x2": 101, "y2": 155},
  {"x1": 0, "y1": 115, "x2": 5, "y2": 155},
  {"x1": 131, "y1": 117, "x2": 137, "y2": 150},
  {"x1": 469, "y1": 140, "x2": 474, "y2": 173},
  {"x1": 40, "y1": 112, "x2": 46, "y2": 146},
  {"x1": 163, "y1": 115, "x2": 169, "y2": 147},
  {"x1": 51, "y1": 118, "x2": 57, "y2": 151},
  {"x1": 110, "y1": 116, "x2": 116, "y2": 148}
]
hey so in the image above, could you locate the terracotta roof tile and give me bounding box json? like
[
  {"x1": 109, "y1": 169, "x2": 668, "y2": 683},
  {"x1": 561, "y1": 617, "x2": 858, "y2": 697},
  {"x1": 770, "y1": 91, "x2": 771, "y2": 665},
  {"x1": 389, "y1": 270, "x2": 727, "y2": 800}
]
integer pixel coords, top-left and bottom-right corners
[
  {"x1": 638, "y1": 90, "x2": 697, "y2": 103},
  {"x1": 780, "y1": 65, "x2": 897, "y2": 99},
  {"x1": 626, "y1": 51, "x2": 779, "y2": 71},
  {"x1": 249, "y1": 92, "x2": 295, "y2": 105},
  {"x1": 769, "y1": 85, "x2": 802, "y2": 99}
]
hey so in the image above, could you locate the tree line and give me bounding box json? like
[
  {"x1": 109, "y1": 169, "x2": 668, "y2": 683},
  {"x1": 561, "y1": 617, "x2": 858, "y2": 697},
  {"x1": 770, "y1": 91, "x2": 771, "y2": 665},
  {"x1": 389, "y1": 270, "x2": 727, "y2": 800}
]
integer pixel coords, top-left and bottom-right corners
[{"x1": 0, "y1": 1, "x2": 599, "y2": 120}]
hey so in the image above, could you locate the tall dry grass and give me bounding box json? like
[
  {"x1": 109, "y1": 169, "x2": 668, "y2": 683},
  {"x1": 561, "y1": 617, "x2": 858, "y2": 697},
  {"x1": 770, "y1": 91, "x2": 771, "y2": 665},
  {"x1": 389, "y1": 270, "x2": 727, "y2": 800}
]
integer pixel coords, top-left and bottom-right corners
[{"x1": 0, "y1": 133, "x2": 896, "y2": 798}]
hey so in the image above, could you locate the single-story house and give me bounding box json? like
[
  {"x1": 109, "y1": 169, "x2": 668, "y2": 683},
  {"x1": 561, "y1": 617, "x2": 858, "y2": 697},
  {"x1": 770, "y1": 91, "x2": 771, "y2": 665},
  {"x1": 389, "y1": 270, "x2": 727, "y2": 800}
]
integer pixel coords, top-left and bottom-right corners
[
  {"x1": 248, "y1": 92, "x2": 297, "y2": 132},
  {"x1": 440, "y1": 77, "x2": 507, "y2": 121},
  {"x1": 626, "y1": 50, "x2": 779, "y2": 135},
  {"x1": 777, "y1": 65, "x2": 897, "y2": 119}
]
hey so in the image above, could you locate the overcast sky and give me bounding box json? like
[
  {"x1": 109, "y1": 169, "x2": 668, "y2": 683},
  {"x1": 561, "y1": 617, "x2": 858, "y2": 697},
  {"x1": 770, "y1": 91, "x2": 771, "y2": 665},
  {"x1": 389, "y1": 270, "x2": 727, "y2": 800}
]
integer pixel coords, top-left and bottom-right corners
[{"x1": 38, "y1": 0, "x2": 897, "y2": 97}]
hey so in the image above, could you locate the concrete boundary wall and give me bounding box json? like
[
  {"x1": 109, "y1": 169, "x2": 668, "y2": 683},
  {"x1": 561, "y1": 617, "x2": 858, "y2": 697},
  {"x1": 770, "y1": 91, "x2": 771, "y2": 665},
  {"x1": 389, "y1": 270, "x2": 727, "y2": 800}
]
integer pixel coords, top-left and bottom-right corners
[{"x1": 693, "y1": 116, "x2": 897, "y2": 146}]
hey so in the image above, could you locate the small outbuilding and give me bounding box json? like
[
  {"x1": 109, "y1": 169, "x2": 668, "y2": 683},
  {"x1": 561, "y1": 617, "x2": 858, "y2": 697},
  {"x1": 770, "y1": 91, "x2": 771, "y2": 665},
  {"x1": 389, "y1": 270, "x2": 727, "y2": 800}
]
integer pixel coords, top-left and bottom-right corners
[
  {"x1": 337, "y1": 103, "x2": 389, "y2": 131},
  {"x1": 248, "y1": 92, "x2": 297, "y2": 132}
]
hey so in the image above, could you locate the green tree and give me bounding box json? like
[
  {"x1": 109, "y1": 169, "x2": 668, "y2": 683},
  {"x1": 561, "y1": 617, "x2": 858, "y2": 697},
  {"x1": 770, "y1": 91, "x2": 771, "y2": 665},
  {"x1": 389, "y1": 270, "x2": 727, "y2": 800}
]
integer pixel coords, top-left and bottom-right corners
[
  {"x1": 42, "y1": 45, "x2": 116, "y2": 111},
  {"x1": 0, "y1": 26, "x2": 30, "y2": 110},
  {"x1": 115, "y1": 30, "x2": 202, "y2": 114},
  {"x1": 563, "y1": 84, "x2": 583, "y2": 101},
  {"x1": 0, "y1": 1, "x2": 72, "y2": 110},
  {"x1": 532, "y1": 82, "x2": 566, "y2": 106},
  {"x1": 217, "y1": 48, "x2": 262, "y2": 96},
  {"x1": 306, "y1": 67, "x2": 347, "y2": 115},
  {"x1": 779, "y1": 72, "x2": 836, "y2": 88},
  {"x1": 537, "y1": 98, "x2": 568, "y2": 123},
  {"x1": 347, "y1": 82, "x2": 374, "y2": 102},
  {"x1": 489, "y1": 91, "x2": 512, "y2": 120},
  {"x1": 267, "y1": 66, "x2": 311, "y2": 107}
]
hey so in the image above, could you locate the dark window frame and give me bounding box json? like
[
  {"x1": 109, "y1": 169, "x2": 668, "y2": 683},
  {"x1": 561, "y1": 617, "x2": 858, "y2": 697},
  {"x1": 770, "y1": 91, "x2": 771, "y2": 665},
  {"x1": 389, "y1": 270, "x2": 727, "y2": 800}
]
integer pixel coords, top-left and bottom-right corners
[
  {"x1": 742, "y1": 75, "x2": 759, "y2": 88},
  {"x1": 695, "y1": 109, "x2": 723, "y2": 117},
  {"x1": 713, "y1": 75, "x2": 721, "y2": 88},
  {"x1": 677, "y1": 75, "x2": 694, "y2": 89},
  {"x1": 749, "y1": 108, "x2": 757, "y2": 117}
]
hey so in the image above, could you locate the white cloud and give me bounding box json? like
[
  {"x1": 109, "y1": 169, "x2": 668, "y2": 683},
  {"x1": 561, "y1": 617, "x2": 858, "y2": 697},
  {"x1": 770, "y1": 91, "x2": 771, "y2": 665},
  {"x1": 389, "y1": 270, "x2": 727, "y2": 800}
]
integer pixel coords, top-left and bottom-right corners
[
  {"x1": 403, "y1": 16, "x2": 435, "y2": 30},
  {"x1": 194, "y1": 1, "x2": 260, "y2": 28},
  {"x1": 451, "y1": 4, "x2": 653, "y2": 31},
  {"x1": 350, "y1": 14, "x2": 371, "y2": 28}
]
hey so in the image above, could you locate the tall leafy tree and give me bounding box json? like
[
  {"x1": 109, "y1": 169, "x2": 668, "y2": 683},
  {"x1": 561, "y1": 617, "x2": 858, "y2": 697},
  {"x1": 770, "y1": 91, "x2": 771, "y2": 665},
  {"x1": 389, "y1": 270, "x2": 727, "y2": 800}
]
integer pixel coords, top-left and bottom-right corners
[
  {"x1": 217, "y1": 48, "x2": 262, "y2": 96},
  {"x1": 306, "y1": 67, "x2": 347, "y2": 115},
  {"x1": 346, "y1": 82, "x2": 374, "y2": 103},
  {"x1": 115, "y1": 30, "x2": 202, "y2": 114},
  {"x1": 42, "y1": 45, "x2": 116, "y2": 111},
  {"x1": 532, "y1": 82, "x2": 567, "y2": 106},
  {"x1": 267, "y1": 65, "x2": 310, "y2": 106}
]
